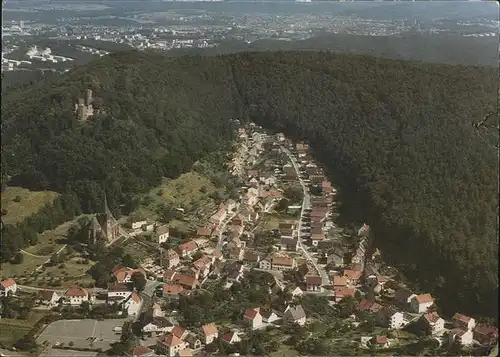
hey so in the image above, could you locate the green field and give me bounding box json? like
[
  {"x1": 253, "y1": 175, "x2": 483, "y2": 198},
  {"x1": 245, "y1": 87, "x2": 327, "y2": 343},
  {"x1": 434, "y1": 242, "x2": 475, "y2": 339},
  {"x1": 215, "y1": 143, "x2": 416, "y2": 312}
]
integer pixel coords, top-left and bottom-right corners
[
  {"x1": 131, "y1": 171, "x2": 222, "y2": 228},
  {"x1": 1, "y1": 187, "x2": 59, "y2": 225},
  {"x1": 0, "y1": 311, "x2": 47, "y2": 348}
]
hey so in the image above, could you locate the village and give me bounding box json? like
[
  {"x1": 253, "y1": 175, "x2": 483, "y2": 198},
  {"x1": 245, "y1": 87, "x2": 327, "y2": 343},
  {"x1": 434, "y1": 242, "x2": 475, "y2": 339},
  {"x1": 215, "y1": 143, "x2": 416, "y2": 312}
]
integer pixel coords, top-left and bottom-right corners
[{"x1": 0, "y1": 122, "x2": 498, "y2": 357}]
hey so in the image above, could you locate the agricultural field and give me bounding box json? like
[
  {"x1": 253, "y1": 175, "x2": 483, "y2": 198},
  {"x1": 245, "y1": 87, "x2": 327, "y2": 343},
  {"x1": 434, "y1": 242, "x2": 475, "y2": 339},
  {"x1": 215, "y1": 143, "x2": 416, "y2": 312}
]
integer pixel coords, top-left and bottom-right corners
[
  {"x1": 1, "y1": 186, "x2": 59, "y2": 225},
  {"x1": 0, "y1": 310, "x2": 47, "y2": 348}
]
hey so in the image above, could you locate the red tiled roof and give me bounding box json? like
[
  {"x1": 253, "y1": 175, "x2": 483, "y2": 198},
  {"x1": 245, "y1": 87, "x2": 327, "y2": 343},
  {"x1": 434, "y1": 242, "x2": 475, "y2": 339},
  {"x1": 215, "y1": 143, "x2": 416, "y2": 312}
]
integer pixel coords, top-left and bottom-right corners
[
  {"x1": 163, "y1": 284, "x2": 184, "y2": 295},
  {"x1": 178, "y1": 240, "x2": 198, "y2": 253},
  {"x1": 171, "y1": 326, "x2": 186, "y2": 339},
  {"x1": 334, "y1": 286, "x2": 355, "y2": 299},
  {"x1": 65, "y1": 286, "x2": 88, "y2": 297},
  {"x1": 306, "y1": 276, "x2": 322, "y2": 286},
  {"x1": 244, "y1": 308, "x2": 260, "y2": 319},
  {"x1": 197, "y1": 226, "x2": 212, "y2": 237},
  {"x1": 201, "y1": 322, "x2": 218, "y2": 336},
  {"x1": 343, "y1": 269, "x2": 362, "y2": 281},
  {"x1": 272, "y1": 255, "x2": 294, "y2": 267},
  {"x1": 159, "y1": 333, "x2": 183, "y2": 347},
  {"x1": 333, "y1": 276, "x2": 348, "y2": 287},
  {"x1": 415, "y1": 293, "x2": 433, "y2": 304},
  {"x1": 221, "y1": 332, "x2": 235, "y2": 344},
  {"x1": 453, "y1": 313, "x2": 472, "y2": 324},
  {"x1": 132, "y1": 346, "x2": 153, "y2": 356},
  {"x1": 373, "y1": 336, "x2": 388, "y2": 344},
  {"x1": 0, "y1": 278, "x2": 16, "y2": 289},
  {"x1": 172, "y1": 274, "x2": 198, "y2": 289},
  {"x1": 163, "y1": 270, "x2": 176, "y2": 281},
  {"x1": 424, "y1": 312, "x2": 442, "y2": 324}
]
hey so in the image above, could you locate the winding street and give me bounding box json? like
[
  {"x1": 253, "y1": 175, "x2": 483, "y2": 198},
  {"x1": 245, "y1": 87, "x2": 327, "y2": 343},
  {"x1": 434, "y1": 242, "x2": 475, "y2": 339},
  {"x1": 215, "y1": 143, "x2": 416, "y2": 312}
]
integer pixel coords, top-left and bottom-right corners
[{"x1": 280, "y1": 145, "x2": 331, "y2": 286}]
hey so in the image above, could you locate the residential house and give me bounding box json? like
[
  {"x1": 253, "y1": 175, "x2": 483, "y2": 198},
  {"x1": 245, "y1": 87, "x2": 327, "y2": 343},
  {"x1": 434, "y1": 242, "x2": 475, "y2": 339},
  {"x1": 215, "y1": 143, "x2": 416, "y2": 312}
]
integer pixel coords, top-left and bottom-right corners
[
  {"x1": 369, "y1": 336, "x2": 390, "y2": 349},
  {"x1": 473, "y1": 325, "x2": 498, "y2": 345},
  {"x1": 357, "y1": 299, "x2": 383, "y2": 314},
  {"x1": 131, "y1": 346, "x2": 155, "y2": 357},
  {"x1": 375, "y1": 306, "x2": 405, "y2": 329},
  {"x1": 64, "y1": 286, "x2": 89, "y2": 305},
  {"x1": 200, "y1": 323, "x2": 218, "y2": 345},
  {"x1": 143, "y1": 317, "x2": 173, "y2": 337},
  {"x1": 310, "y1": 227, "x2": 325, "y2": 246},
  {"x1": 243, "y1": 187, "x2": 259, "y2": 207},
  {"x1": 243, "y1": 251, "x2": 260, "y2": 264},
  {"x1": 226, "y1": 235, "x2": 245, "y2": 250},
  {"x1": 156, "y1": 333, "x2": 187, "y2": 357},
  {"x1": 220, "y1": 331, "x2": 241, "y2": 345},
  {"x1": 163, "y1": 284, "x2": 185, "y2": 299},
  {"x1": 132, "y1": 220, "x2": 148, "y2": 230},
  {"x1": 37, "y1": 290, "x2": 60, "y2": 306},
  {"x1": 358, "y1": 223, "x2": 370, "y2": 238},
  {"x1": 327, "y1": 251, "x2": 345, "y2": 267},
  {"x1": 112, "y1": 266, "x2": 146, "y2": 284},
  {"x1": 177, "y1": 241, "x2": 198, "y2": 258},
  {"x1": 280, "y1": 237, "x2": 299, "y2": 252},
  {"x1": 224, "y1": 261, "x2": 245, "y2": 283},
  {"x1": 196, "y1": 226, "x2": 212, "y2": 238},
  {"x1": 410, "y1": 293, "x2": 434, "y2": 313},
  {"x1": 0, "y1": 278, "x2": 17, "y2": 296},
  {"x1": 333, "y1": 275, "x2": 348, "y2": 288},
  {"x1": 367, "y1": 275, "x2": 392, "y2": 295},
  {"x1": 305, "y1": 276, "x2": 322, "y2": 292},
  {"x1": 259, "y1": 258, "x2": 272, "y2": 270},
  {"x1": 446, "y1": 328, "x2": 474, "y2": 347},
  {"x1": 164, "y1": 249, "x2": 180, "y2": 269},
  {"x1": 171, "y1": 274, "x2": 198, "y2": 290},
  {"x1": 244, "y1": 307, "x2": 264, "y2": 330},
  {"x1": 124, "y1": 291, "x2": 142, "y2": 316},
  {"x1": 452, "y1": 313, "x2": 476, "y2": 331},
  {"x1": 193, "y1": 238, "x2": 210, "y2": 249},
  {"x1": 210, "y1": 204, "x2": 227, "y2": 226},
  {"x1": 284, "y1": 286, "x2": 304, "y2": 299},
  {"x1": 171, "y1": 326, "x2": 188, "y2": 340},
  {"x1": 184, "y1": 333, "x2": 202, "y2": 350},
  {"x1": 157, "y1": 224, "x2": 170, "y2": 244},
  {"x1": 343, "y1": 269, "x2": 362, "y2": 287},
  {"x1": 283, "y1": 304, "x2": 307, "y2": 326},
  {"x1": 419, "y1": 312, "x2": 445, "y2": 336},
  {"x1": 272, "y1": 255, "x2": 295, "y2": 271},
  {"x1": 394, "y1": 288, "x2": 415, "y2": 308},
  {"x1": 248, "y1": 176, "x2": 259, "y2": 187},
  {"x1": 333, "y1": 287, "x2": 356, "y2": 303},
  {"x1": 228, "y1": 223, "x2": 244, "y2": 237},
  {"x1": 297, "y1": 262, "x2": 316, "y2": 281},
  {"x1": 261, "y1": 309, "x2": 281, "y2": 324},
  {"x1": 228, "y1": 247, "x2": 245, "y2": 261},
  {"x1": 192, "y1": 256, "x2": 212, "y2": 278},
  {"x1": 108, "y1": 283, "x2": 133, "y2": 302}
]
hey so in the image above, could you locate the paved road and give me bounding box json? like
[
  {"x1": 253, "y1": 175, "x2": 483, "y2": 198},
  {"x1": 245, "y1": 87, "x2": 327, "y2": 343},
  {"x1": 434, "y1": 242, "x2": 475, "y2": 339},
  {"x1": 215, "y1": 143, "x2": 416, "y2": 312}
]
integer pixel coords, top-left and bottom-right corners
[{"x1": 280, "y1": 146, "x2": 330, "y2": 286}]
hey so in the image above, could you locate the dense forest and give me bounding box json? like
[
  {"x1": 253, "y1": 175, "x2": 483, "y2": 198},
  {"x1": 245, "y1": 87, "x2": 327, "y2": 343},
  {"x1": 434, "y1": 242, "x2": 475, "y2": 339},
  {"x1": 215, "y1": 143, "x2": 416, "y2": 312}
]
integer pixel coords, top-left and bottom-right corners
[{"x1": 1, "y1": 50, "x2": 497, "y2": 318}]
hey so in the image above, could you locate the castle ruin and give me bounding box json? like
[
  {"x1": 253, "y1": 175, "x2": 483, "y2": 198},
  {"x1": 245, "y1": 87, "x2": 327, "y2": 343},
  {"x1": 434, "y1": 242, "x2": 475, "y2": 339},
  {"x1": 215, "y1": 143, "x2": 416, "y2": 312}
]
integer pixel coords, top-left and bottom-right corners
[{"x1": 74, "y1": 89, "x2": 94, "y2": 121}]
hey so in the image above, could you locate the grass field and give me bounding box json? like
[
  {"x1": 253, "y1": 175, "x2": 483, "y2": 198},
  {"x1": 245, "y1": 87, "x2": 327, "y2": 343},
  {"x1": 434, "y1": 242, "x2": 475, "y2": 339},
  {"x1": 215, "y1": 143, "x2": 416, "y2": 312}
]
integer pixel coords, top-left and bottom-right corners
[
  {"x1": 131, "y1": 171, "x2": 223, "y2": 229},
  {"x1": 0, "y1": 311, "x2": 47, "y2": 348},
  {"x1": 32, "y1": 256, "x2": 95, "y2": 289},
  {"x1": 1, "y1": 187, "x2": 59, "y2": 225},
  {"x1": 270, "y1": 345, "x2": 300, "y2": 357}
]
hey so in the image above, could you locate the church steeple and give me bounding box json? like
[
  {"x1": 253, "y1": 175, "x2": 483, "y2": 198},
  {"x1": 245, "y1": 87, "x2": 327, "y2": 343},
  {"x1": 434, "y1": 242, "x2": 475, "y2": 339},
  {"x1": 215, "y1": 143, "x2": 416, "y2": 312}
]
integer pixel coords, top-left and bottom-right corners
[{"x1": 103, "y1": 192, "x2": 114, "y2": 219}]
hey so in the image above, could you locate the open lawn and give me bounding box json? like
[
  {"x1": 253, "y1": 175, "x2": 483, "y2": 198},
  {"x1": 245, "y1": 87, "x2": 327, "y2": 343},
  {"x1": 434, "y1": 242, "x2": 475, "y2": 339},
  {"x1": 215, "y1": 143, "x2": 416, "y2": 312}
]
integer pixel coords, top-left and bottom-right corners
[
  {"x1": 130, "y1": 171, "x2": 223, "y2": 228},
  {"x1": 270, "y1": 344, "x2": 300, "y2": 357},
  {"x1": 123, "y1": 239, "x2": 156, "y2": 263},
  {"x1": 29, "y1": 256, "x2": 96, "y2": 289},
  {"x1": 0, "y1": 311, "x2": 48, "y2": 348},
  {"x1": 0, "y1": 255, "x2": 47, "y2": 280},
  {"x1": 1, "y1": 187, "x2": 59, "y2": 225}
]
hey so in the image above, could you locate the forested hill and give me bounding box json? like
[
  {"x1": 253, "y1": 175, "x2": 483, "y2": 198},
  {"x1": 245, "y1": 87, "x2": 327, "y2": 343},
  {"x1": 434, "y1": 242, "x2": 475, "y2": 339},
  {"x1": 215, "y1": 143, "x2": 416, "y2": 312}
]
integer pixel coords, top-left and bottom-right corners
[{"x1": 1, "y1": 51, "x2": 498, "y2": 318}]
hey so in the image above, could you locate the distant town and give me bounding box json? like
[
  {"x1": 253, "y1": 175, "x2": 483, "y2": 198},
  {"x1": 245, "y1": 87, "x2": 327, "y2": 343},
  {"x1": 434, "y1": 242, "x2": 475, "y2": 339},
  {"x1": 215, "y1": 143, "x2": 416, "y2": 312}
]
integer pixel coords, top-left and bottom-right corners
[{"x1": 1, "y1": 1, "x2": 498, "y2": 72}]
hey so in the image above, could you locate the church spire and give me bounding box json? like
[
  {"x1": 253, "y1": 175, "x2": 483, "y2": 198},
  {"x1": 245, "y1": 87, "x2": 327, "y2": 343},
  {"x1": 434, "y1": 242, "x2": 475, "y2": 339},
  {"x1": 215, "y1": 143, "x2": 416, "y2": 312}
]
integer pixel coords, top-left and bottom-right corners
[{"x1": 103, "y1": 190, "x2": 113, "y2": 219}]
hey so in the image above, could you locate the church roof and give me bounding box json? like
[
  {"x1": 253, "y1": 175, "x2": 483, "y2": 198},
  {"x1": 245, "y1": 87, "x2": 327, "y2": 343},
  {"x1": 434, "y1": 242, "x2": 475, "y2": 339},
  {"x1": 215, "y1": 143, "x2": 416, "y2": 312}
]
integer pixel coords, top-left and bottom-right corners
[{"x1": 89, "y1": 216, "x2": 101, "y2": 231}]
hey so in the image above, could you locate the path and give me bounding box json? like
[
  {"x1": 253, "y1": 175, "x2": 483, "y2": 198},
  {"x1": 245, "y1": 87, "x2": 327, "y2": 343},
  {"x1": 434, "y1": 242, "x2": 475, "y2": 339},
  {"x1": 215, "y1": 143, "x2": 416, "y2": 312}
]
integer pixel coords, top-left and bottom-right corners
[
  {"x1": 280, "y1": 145, "x2": 331, "y2": 286},
  {"x1": 20, "y1": 249, "x2": 53, "y2": 259}
]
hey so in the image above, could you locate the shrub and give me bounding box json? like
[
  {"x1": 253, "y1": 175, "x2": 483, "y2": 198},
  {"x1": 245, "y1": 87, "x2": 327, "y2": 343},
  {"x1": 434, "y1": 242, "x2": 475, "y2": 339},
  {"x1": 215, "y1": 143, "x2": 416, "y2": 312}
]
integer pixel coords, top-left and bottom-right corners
[{"x1": 13, "y1": 195, "x2": 22, "y2": 202}]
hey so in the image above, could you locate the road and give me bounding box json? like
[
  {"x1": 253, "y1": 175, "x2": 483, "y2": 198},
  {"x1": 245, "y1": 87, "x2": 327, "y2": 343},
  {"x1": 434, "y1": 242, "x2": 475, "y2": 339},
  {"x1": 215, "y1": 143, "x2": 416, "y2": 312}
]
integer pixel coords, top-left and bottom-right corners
[{"x1": 280, "y1": 145, "x2": 331, "y2": 286}]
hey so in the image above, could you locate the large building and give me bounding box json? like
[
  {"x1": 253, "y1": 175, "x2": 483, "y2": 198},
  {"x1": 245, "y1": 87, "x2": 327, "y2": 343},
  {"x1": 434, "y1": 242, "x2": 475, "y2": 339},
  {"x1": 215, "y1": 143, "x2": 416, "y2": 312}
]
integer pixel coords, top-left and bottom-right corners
[{"x1": 88, "y1": 194, "x2": 120, "y2": 244}]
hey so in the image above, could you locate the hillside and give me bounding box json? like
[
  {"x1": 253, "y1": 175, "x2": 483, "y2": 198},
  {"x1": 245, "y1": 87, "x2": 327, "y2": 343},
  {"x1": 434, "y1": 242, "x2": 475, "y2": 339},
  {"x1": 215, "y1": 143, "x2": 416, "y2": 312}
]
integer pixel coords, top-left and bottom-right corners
[{"x1": 1, "y1": 50, "x2": 498, "y2": 318}]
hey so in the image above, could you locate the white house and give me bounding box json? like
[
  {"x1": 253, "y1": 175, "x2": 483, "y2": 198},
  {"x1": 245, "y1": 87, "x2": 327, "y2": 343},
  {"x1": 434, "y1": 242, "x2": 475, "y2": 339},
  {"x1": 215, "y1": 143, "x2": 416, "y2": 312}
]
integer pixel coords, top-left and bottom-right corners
[
  {"x1": 447, "y1": 328, "x2": 474, "y2": 347},
  {"x1": 132, "y1": 220, "x2": 147, "y2": 230},
  {"x1": 283, "y1": 305, "x2": 307, "y2": 326},
  {"x1": 259, "y1": 258, "x2": 272, "y2": 270},
  {"x1": 410, "y1": 293, "x2": 434, "y2": 313},
  {"x1": 243, "y1": 307, "x2": 264, "y2": 330},
  {"x1": 261, "y1": 309, "x2": 280, "y2": 323},
  {"x1": 420, "y1": 312, "x2": 445, "y2": 336},
  {"x1": 157, "y1": 224, "x2": 170, "y2": 244},
  {"x1": 64, "y1": 286, "x2": 89, "y2": 306},
  {"x1": 107, "y1": 283, "x2": 133, "y2": 301},
  {"x1": 37, "y1": 290, "x2": 60, "y2": 306},
  {"x1": 0, "y1": 278, "x2": 17, "y2": 296},
  {"x1": 221, "y1": 331, "x2": 241, "y2": 345},
  {"x1": 452, "y1": 313, "x2": 476, "y2": 331},
  {"x1": 200, "y1": 322, "x2": 218, "y2": 345},
  {"x1": 124, "y1": 291, "x2": 142, "y2": 316},
  {"x1": 156, "y1": 333, "x2": 188, "y2": 357},
  {"x1": 375, "y1": 307, "x2": 405, "y2": 329}
]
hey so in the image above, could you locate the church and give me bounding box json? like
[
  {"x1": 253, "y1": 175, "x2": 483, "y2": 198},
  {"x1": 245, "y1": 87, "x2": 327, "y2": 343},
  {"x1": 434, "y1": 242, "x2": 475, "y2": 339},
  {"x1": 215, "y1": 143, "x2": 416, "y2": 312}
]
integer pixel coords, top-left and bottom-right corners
[{"x1": 88, "y1": 195, "x2": 120, "y2": 245}]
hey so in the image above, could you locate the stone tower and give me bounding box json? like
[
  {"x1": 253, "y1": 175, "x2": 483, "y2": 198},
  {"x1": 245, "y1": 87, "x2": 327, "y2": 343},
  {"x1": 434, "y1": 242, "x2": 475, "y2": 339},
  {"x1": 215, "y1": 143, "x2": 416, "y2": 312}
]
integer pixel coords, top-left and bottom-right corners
[
  {"x1": 97, "y1": 194, "x2": 120, "y2": 243},
  {"x1": 86, "y1": 89, "x2": 93, "y2": 106}
]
